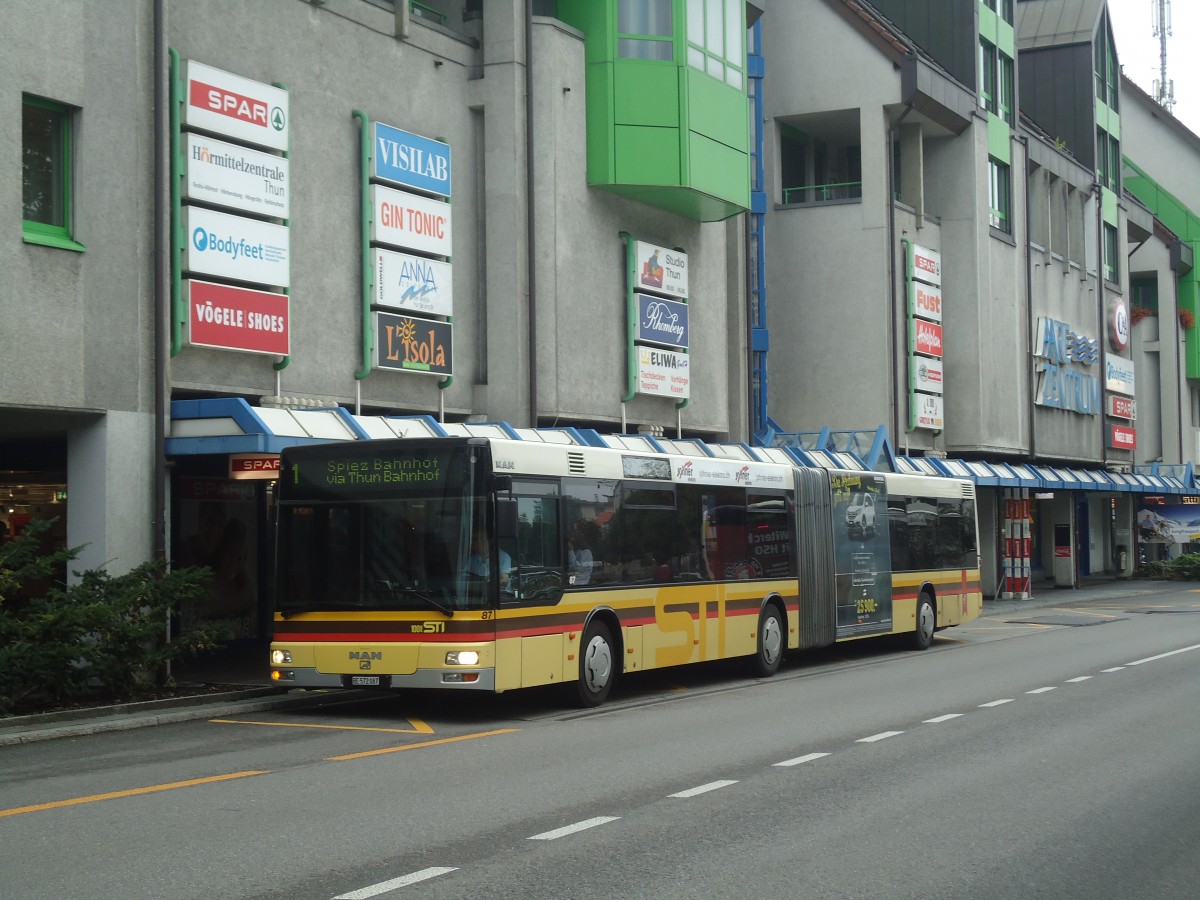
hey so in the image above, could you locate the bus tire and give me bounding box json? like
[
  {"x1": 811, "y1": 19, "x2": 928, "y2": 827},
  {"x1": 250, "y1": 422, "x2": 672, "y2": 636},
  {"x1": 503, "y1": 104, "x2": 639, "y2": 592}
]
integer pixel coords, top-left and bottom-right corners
[
  {"x1": 575, "y1": 620, "x2": 615, "y2": 707},
  {"x1": 750, "y1": 603, "x2": 785, "y2": 677},
  {"x1": 911, "y1": 592, "x2": 936, "y2": 651}
]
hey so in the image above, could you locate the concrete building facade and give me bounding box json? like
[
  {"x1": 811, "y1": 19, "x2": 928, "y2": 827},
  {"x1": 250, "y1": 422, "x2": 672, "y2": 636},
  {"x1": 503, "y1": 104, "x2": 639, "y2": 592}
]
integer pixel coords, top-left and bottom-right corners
[{"x1": 5, "y1": 0, "x2": 1200, "y2": 649}]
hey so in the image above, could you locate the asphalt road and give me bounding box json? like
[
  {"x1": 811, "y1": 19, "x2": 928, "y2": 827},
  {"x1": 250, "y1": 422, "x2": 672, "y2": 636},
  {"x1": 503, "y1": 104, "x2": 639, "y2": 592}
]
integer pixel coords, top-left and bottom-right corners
[{"x1": 2, "y1": 587, "x2": 1198, "y2": 899}]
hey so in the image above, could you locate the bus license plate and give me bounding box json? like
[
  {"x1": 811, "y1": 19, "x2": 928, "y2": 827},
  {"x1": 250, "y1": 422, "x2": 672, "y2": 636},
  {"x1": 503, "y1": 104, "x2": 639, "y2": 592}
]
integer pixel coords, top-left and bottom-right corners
[{"x1": 350, "y1": 675, "x2": 381, "y2": 686}]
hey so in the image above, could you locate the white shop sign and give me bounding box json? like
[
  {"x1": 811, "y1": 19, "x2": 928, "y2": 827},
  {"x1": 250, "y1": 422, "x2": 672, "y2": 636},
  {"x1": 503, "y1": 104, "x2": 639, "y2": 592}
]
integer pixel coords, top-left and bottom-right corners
[{"x1": 185, "y1": 133, "x2": 289, "y2": 218}]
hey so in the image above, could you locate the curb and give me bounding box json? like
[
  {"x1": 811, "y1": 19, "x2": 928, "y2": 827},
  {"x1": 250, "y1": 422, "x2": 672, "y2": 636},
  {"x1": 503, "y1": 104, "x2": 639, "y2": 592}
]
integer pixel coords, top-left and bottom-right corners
[{"x1": 0, "y1": 688, "x2": 371, "y2": 747}]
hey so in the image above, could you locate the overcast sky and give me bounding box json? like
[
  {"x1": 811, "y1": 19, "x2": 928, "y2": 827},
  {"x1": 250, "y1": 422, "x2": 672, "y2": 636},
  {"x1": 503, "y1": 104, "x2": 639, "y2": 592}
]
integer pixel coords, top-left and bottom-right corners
[{"x1": 1107, "y1": 0, "x2": 1200, "y2": 136}]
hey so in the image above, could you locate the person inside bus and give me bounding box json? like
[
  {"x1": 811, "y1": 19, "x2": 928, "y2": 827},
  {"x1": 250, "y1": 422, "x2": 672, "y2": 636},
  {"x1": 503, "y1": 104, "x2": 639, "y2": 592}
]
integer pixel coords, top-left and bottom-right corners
[
  {"x1": 465, "y1": 528, "x2": 512, "y2": 588},
  {"x1": 567, "y1": 530, "x2": 593, "y2": 585}
]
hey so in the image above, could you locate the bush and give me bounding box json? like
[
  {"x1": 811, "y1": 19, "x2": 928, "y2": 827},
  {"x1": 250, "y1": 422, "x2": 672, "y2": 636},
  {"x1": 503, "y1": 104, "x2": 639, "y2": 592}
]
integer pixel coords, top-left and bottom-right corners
[
  {"x1": 1137, "y1": 552, "x2": 1200, "y2": 581},
  {"x1": 0, "y1": 519, "x2": 220, "y2": 716}
]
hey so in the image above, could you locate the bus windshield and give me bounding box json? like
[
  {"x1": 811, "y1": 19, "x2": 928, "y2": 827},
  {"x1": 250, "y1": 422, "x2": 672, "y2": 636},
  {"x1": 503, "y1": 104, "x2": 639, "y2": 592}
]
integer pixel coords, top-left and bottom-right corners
[{"x1": 275, "y1": 442, "x2": 492, "y2": 615}]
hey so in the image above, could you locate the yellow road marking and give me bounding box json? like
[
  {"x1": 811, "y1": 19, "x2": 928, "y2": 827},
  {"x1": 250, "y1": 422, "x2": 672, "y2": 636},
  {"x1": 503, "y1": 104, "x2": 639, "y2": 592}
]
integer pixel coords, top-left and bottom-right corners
[
  {"x1": 211, "y1": 716, "x2": 435, "y2": 735},
  {"x1": 0, "y1": 770, "x2": 268, "y2": 819},
  {"x1": 326, "y1": 728, "x2": 518, "y2": 761}
]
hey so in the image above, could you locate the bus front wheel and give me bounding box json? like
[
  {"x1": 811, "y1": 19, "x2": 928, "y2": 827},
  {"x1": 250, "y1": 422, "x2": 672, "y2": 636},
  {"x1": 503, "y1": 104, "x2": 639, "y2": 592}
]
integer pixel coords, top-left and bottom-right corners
[
  {"x1": 575, "y1": 620, "x2": 615, "y2": 707},
  {"x1": 911, "y1": 592, "x2": 936, "y2": 650},
  {"x1": 750, "y1": 604, "x2": 785, "y2": 677}
]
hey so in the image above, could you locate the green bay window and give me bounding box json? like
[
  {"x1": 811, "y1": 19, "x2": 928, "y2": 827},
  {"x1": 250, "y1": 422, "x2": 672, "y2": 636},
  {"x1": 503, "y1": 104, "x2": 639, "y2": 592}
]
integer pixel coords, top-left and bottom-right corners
[
  {"x1": 557, "y1": 0, "x2": 751, "y2": 221},
  {"x1": 686, "y1": 0, "x2": 744, "y2": 90},
  {"x1": 618, "y1": 0, "x2": 674, "y2": 60}
]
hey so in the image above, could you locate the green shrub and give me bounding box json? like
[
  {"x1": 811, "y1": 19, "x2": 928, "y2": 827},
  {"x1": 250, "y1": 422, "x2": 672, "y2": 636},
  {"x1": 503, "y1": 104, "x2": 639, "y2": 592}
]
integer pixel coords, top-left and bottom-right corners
[
  {"x1": 1137, "y1": 552, "x2": 1200, "y2": 581},
  {"x1": 0, "y1": 519, "x2": 219, "y2": 716}
]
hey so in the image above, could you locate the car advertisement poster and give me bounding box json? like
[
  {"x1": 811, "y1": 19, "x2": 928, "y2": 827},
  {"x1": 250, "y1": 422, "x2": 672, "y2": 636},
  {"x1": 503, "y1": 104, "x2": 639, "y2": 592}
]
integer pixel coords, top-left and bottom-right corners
[{"x1": 830, "y1": 472, "x2": 893, "y2": 638}]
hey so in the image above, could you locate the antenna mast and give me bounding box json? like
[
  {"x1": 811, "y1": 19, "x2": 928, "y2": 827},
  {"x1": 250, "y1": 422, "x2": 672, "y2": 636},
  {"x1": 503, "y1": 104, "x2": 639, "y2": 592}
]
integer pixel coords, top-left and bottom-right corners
[{"x1": 1152, "y1": 0, "x2": 1176, "y2": 113}]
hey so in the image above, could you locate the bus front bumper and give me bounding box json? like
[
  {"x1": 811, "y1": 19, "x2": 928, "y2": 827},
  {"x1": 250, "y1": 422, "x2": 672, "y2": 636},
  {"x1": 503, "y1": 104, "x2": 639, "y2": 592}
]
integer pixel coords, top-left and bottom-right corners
[{"x1": 270, "y1": 666, "x2": 496, "y2": 692}]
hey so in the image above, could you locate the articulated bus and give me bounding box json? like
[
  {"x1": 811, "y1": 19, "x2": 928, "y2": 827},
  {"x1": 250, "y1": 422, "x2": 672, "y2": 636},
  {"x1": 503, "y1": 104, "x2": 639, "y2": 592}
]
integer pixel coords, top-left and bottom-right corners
[{"x1": 270, "y1": 435, "x2": 982, "y2": 706}]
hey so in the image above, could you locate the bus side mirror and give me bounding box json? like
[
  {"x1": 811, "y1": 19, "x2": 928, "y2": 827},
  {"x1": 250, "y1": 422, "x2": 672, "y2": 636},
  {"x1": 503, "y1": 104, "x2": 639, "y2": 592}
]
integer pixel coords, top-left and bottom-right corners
[{"x1": 496, "y1": 497, "x2": 518, "y2": 541}]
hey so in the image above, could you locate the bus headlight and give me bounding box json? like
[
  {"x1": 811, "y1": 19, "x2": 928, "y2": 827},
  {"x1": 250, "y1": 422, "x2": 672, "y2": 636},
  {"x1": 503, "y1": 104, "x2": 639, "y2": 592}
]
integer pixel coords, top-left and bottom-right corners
[
  {"x1": 271, "y1": 649, "x2": 293, "y2": 665},
  {"x1": 445, "y1": 651, "x2": 480, "y2": 666}
]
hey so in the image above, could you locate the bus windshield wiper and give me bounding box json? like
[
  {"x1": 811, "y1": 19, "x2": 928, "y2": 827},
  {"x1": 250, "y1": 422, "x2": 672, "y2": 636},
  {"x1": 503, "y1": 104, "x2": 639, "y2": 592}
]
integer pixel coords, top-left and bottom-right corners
[{"x1": 375, "y1": 579, "x2": 454, "y2": 618}]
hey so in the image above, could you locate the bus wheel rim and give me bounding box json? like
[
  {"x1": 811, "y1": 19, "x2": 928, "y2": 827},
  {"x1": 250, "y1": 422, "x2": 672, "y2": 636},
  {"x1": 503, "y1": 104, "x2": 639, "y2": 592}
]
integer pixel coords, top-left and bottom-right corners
[
  {"x1": 761, "y1": 614, "x2": 782, "y2": 665},
  {"x1": 584, "y1": 635, "x2": 612, "y2": 691},
  {"x1": 918, "y1": 602, "x2": 934, "y2": 641}
]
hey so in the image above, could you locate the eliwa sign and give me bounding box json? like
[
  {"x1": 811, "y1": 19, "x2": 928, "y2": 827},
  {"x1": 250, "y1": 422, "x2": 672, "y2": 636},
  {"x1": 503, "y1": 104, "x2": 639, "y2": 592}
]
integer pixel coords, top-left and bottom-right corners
[{"x1": 179, "y1": 59, "x2": 290, "y2": 356}]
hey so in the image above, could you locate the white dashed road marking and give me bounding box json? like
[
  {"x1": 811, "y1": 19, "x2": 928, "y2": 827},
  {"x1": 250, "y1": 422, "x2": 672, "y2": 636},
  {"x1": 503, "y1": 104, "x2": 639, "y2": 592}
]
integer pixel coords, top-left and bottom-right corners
[
  {"x1": 334, "y1": 867, "x2": 458, "y2": 898},
  {"x1": 1101, "y1": 667, "x2": 1126, "y2": 673},
  {"x1": 528, "y1": 816, "x2": 621, "y2": 841},
  {"x1": 1127, "y1": 644, "x2": 1200, "y2": 666},
  {"x1": 979, "y1": 699, "x2": 1013, "y2": 707},
  {"x1": 774, "y1": 752, "x2": 831, "y2": 767},
  {"x1": 857, "y1": 731, "x2": 903, "y2": 743},
  {"x1": 670, "y1": 780, "x2": 738, "y2": 798},
  {"x1": 924, "y1": 713, "x2": 964, "y2": 723},
  {"x1": 1027, "y1": 687, "x2": 1056, "y2": 694},
  {"x1": 1066, "y1": 676, "x2": 1092, "y2": 683}
]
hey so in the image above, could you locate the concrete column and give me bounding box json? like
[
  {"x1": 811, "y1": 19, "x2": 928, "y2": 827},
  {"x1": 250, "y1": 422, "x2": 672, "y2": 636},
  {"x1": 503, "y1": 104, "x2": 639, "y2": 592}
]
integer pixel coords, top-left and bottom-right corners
[{"x1": 67, "y1": 411, "x2": 155, "y2": 579}]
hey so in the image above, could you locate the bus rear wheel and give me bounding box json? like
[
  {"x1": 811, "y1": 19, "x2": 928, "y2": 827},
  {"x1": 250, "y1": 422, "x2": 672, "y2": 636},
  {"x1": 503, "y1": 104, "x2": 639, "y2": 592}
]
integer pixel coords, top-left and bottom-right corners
[
  {"x1": 575, "y1": 620, "x2": 615, "y2": 707},
  {"x1": 911, "y1": 592, "x2": 936, "y2": 650},
  {"x1": 749, "y1": 604, "x2": 785, "y2": 677}
]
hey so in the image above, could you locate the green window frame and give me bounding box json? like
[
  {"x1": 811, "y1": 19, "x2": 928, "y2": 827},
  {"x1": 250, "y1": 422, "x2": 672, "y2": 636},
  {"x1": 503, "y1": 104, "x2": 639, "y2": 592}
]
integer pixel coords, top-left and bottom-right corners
[
  {"x1": 998, "y1": 53, "x2": 1014, "y2": 124},
  {"x1": 686, "y1": 0, "x2": 744, "y2": 90},
  {"x1": 22, "y1": 94, "x2": 84, "y2": 251},
  {"x1": 617, "y1": 0, "x2": 675, "y2": 61},
  {"x1": 989, "y1": 158, "x2": 1010, "y2": 233},
  {"x1": 979, "y1": 38, "x2": 997, "y2": 114},
  {"x1": 1103, "y1": 223, "x2": 1119, "y2": 284}
]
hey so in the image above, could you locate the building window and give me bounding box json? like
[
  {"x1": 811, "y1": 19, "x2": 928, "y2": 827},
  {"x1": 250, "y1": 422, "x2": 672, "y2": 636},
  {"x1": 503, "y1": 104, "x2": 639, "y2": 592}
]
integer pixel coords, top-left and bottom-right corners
[
  {"x1": 618, "y1": 0, "x2": 674, "y2": 60},
  {"x1": 989, "y1": 158, "x2": 1010, "y2": 233},
  {"x1": 1096, "y1": 127, "x2": 1109, "y2": 187},
  {"x1": 1103, "y1": 223, "x2": 1119, "y2": 283},
  {"x1": 1110, "y1": 134, "x2": 1121, "y2": 191},
  {"x1": 979, "y1": 39, "x2": 997, "y2": 113},
  {"x1": 686, "y1": 0, "x2": 744, "y2": 89},
  {"x1": 998, "y1": 53, "x2": 1014, "y2": 124},
  {"x1": 22, "y1": 95, "x2": 82, "y2": 250},
  {"x1": 1131, "y1": 275, "x2": 1158, "y2": 317}
]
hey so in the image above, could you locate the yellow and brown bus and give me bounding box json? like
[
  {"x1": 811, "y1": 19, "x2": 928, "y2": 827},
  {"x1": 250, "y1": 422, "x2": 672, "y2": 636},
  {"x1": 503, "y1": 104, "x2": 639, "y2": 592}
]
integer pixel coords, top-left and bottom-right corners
[{"x1": 270, "y1": 434, "x2": 981, "y2": 706}]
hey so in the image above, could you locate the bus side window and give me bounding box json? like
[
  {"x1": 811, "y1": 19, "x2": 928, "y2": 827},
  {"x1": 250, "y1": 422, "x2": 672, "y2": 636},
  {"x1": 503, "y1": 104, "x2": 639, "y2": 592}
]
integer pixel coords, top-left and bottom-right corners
[{"x1": 510, "y1": 493, "x2": 563, "y2": 602}]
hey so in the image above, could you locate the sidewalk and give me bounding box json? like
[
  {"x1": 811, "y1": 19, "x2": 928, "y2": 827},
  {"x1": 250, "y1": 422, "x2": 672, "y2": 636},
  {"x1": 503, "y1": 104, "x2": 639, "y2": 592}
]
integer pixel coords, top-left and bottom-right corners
[{"x1": 1, "y1": 577, "x2": 1179, "y2": 746}]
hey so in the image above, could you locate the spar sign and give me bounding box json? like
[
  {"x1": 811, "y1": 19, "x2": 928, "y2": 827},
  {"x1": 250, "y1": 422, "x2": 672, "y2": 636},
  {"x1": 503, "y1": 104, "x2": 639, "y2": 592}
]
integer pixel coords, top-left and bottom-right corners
[{"x1": 183, "y1": 60, "x2": 288, "y2": 152}]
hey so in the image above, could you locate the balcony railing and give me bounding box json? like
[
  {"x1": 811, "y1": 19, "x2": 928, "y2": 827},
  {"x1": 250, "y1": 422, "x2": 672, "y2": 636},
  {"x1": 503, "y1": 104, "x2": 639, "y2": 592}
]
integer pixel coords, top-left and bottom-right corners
[{"x1": 782, "y1": 181, "x2": 863, "y2": 205}]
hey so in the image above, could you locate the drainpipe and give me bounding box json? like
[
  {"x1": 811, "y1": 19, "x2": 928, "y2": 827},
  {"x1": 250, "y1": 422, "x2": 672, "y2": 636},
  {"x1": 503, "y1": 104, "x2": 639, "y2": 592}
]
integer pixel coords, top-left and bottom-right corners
[
  {"x1": 888, "y1": 101, "x2": 915, "y2": 444},
  {"x1": 153, "y1": 0, "x2": 168, "y2": 562},
  {"x1": 525, "y1": 1, "x2": 538, "y2": 426},
  {"x1": 1021, "y1": 135, "x2": 1036, "y2": 461}
]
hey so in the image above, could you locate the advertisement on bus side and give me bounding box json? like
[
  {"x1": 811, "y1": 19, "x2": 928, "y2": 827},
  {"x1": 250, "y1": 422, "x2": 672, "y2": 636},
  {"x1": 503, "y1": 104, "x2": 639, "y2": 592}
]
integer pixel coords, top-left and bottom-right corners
[{"x1": 830, "y1": 473, "x2": 893, "y2": 638}]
